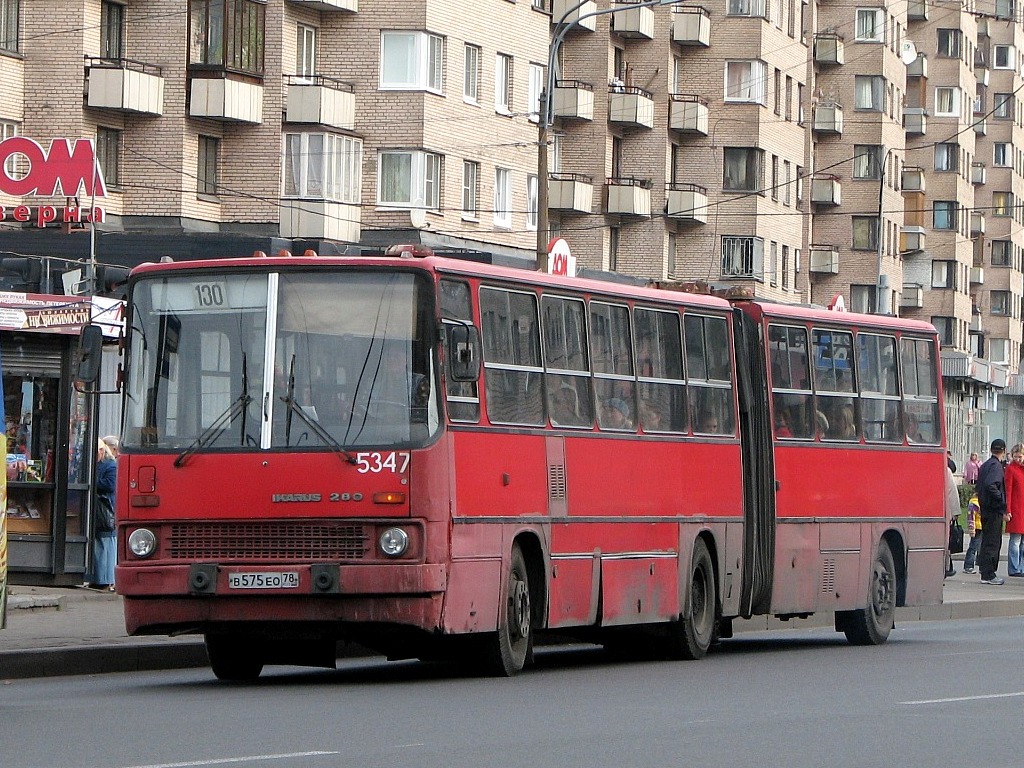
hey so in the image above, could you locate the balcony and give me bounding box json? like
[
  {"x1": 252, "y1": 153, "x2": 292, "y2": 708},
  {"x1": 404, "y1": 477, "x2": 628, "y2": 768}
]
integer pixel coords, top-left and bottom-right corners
[
  {"x1": 904, "y1": 107, "x2": 927, "y2": 135},
  {"x1": 189, "y1": 73, "x2": 264, "y2": 123},
  {"x1": 812, "y1": 102, "x2": 843, "y2": 134},
  {"x1": 971, "y1": 162, "x2": 987, "y2": 185},
  {"x1": 552, "y1": 0, "x2": 597, "y2": 30},
  {"x1": 974, "y1": 117, "x2": 987, "y2": 135},
  {"x1": 286, "y1": 0, "x2": 357, "y2": 9},
  {"x1": 813, "y1": 34, "x2": 845, "y2": 66},
  {"x1": 907, "y1": 54, "x2": 928, "y2": 78},
  {"x1": 279, "y1": 200, "x2": 360, "y2": 242},
  {"x1": 971, "y1": 211, "x2": 986, "y2": 235},
  {"x1": 85, "y1": 57, "x2": 165, "y2": 115},
  {"x1": 970, "y1": 266, "x2": 985, "y2": 284},
  {"x1": 553, "y1": 80, "x2": 595, "y2": 120},
  {"x1": 900, "y1": 226, "x2": 926, "y2": 253},
  {"x1": 669, "y1": 94, "x2": 709, "y2": 135},
  {"x1": 611, "y1": 1, "x2": 655, "y2": 39},
  {"x1": 548, "y1": 173, "x2": 594, "y2": 213},
  {"x1": 907, "y1": 0, "x2": 929, "y2": 19},
  {"x1": 902, "y1": 166, "x2": 925, "y2": 192},
  {"x1": 671, "y1": 6, "x2": 711, "y2": 46},
  {"x1": 977, "y1": 68, "x2": 990, "y2": 86},
  {"x1": 809, "y1": 245, "x2": 840, "y2": 274},
  {"x1": 810, "y1": 175, "x2": 841, "y2": 206},
  {"x1": 901, "y1": 285, "x2": 924, "y2": 308},
  {"x1": 665, "y1": 183, "x2": 708, "y2": 223},
  {"x1": 285, "y1": 75, "x2": 354, "y2": 130},
  {"x1": 605, "y1": 177, "x2": 652, "y2": 217},
  {"x1": 608, "y1": 85, "x2": 655, "y2": 129}
]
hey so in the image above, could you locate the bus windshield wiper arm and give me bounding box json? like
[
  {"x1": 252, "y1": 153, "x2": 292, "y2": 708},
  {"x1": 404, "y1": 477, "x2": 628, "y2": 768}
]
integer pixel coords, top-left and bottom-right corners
[
  {"x1": 279, "y1": 392, "x2": 358, "y2": 465},
  {"x1": 174, "y1": 355, "x2": 252, "y2": 468}
]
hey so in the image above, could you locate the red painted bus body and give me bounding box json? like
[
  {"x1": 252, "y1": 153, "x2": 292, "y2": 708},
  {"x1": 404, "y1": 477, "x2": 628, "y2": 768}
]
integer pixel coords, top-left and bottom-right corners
[{"x1": 109, "y1": 250, "x2": 946, "y2": 678}]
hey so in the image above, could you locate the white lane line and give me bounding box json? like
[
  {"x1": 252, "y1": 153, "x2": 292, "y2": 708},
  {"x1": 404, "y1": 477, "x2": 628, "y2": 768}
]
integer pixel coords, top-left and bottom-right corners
[
  {"x1": 121, "y1": 751, "x2": 340, "y2": 768},
  {"x1": 901, "y1": 691, "x2": 1024, "y2": 705}
]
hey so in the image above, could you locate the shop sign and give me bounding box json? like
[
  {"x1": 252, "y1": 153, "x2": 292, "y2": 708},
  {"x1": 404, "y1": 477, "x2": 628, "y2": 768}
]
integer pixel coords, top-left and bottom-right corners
[
  {"x1": 0, "y1": 137, "x2": 107, "y2": 226},
  {"x1": 0, "y1": 292, "x2": 123, "y2": 337},
  {"x1": 547, "y1": 238, "x2": 576, "y2": 277}
]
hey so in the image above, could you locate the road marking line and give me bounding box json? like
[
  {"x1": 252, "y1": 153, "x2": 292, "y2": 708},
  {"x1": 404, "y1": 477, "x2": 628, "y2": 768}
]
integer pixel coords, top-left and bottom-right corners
[
  {"x1": 122, "y1": 751, "x2": 340, "y2": 768},
  {"x1": 901, "y1": 691, "x2": 1024, "y2": 705}
]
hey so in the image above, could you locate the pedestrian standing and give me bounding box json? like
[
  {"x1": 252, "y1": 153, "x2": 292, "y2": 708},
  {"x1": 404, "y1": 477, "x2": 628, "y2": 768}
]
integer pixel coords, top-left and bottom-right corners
[
  {"x1": 87, "y1": 438, "x2": 117, "y2": 591},
  {"x1": 1005, "y1": 443, "x2": 1024, "y2": 578},
  {"x1": 976, "y1": 438, "x2": 1011, "y2": 585},
  {"x1": 944, "y1": 465, "x2": 960, "y2": 577},
  {"x1": 962, "y1": 494, "x2": 983, "y2": 574},
  {"x1": 963, "y1": 452, "x2": 982, "y2": 485}
]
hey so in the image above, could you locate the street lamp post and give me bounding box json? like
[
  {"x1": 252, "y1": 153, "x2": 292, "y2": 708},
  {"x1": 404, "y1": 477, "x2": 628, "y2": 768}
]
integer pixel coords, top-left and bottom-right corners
[
  {"x1": 536, "y1": 0, "x2": 681, "y2": 272},
  {"x1": 875, "y1": 146, "x2": 895, "y2": 314}
]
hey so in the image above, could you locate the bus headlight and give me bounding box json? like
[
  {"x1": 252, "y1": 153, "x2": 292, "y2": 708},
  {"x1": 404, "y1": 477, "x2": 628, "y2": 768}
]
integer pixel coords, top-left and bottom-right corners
[
  {"x1": 128, "y1": 528, "x2": 157, "y2": 558},
  {"x1": 379, "y1": 527, "x2": 409, "y2": 558}
]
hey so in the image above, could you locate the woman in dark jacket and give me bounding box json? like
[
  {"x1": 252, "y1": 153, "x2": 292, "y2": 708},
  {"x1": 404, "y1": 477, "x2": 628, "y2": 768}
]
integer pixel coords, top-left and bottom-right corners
[{"x1": 88, "y1": 439, "x2": 117, "y2": 590}]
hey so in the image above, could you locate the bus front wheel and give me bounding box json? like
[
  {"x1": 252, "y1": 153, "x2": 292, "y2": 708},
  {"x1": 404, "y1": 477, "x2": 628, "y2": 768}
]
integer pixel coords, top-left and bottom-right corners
[
  {"x1": 665, "y1": 538, "x2": 717, "y2": 660},
  {"x1": 481, "y1": 544, "x2": 533, "y2": 676},
  {"x1": 839, "y1": 541, "x2": 896, "y2": 646},
  {"x1": 205, "y1": 633, "x2": 265, "y2": 681}
]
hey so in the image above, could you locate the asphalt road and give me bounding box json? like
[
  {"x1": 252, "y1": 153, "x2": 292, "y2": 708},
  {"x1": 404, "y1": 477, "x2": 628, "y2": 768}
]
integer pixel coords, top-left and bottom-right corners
[{"x1": 2, "y1": 617, "x2": 1022, "y2": 768}]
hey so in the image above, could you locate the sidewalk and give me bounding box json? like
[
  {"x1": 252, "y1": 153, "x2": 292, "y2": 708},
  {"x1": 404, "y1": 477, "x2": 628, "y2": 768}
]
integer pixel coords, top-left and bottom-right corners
[{"x1": 3, "y1": 551, "x2": 1024, "y2": 680}]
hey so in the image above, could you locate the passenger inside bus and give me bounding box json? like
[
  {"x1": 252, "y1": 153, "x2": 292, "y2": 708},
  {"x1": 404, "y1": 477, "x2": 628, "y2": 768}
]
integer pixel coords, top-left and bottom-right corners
[{"x1": 601, "y1": 397, "x2": 633, "y2": 430}]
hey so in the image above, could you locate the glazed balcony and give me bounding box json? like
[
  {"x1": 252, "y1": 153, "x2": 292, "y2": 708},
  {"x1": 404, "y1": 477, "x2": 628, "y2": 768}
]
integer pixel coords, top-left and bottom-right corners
[
  {"x1": 901, "y1": 285, "x2": 924, "y2": 308},
  {"x1": 900, "y1": 226, "x2": 925, "y2": 253},
  {"x1": 970, "y1": 266, "x2": 985, "y2": 285},
  {"x1": 548, "y1": 173, "x2": 594, "y2": 213},
  {"x1": 285, "y1": 75, "x2": 355, "y2": 130},
  {"x1": 279, "y1": 200, "x2": 360, "y2": 242},
  {"x1": 671, "y1": 6, "x2": 711, "y2": 46},
  {"x1": 553, "y1": 80, "x2": 595, "y2": 121},
  {"x1": 551, "y1": 0, "x2": 597, "y2": 30},
  {"x1": 971, "y1": 212, "x2": 986, "y2": 236},
  {"x1": 907, "y1": 54, "x2": 928, "y2": 78},
  {"x1": 665, "y1": 183, "x2": 708, "y2": 223},
  {"x1": 812, "y1": 102, "x2": 843, "y2": 134},
  {"x1": 608, "y1": 85, "x2": 654, "y2": 129},
  {"x1": 971, "y1": 162, "x2": 987, "y2": 185},
  {"x1": 611, "y1": 1, "x2": 655, "y2": 39},
  {"x1": 85, "y1": 57, "x2": 165, "y2": 115},
  {"x1": 189, "y1": 72, "x2": 264, "y2": 123},
  {"x1": 669, "y1": 94, "x2": 709, "y2": 135},
  {"x1": 809, "y1": 245, "x2": 840, "y2": 274},
  {"x1": 810, "y1": 175, "x2": 841, "y2": 206},
  {"x1": 813, "y1": 33, "x2": 845, "y2": 66},
  {"x1": 605, "y1": 177, "x2": 652, "y2": 217},
  {"x1": 904, "y1": 108, "x2": 927, "y2": 135},
  {"x1": 902, "y1": 166, "x2": 925, "y2": 192}
]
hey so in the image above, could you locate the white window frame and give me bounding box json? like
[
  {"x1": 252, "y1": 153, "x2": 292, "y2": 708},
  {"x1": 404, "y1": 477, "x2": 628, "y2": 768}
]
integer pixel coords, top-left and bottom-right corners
[
  {"x1": 462, "y1": 160, "x2": 479, "y2": 219},
  {"x1": 931, "y1": 260, "x2": 955, "y2": 289},
  {"x1": 934, "y1": 86, "x2": 960, "y2": 117},
  {"x1": 934, "y1": 143, "x2": 958, "y2": 173},
  {"x1": 989, "y1": 338, "x2": 1009, "y2": 363},
  {"x1": 283, "y1": 132, "x2": 362, "y2": 203},
  {"x1": 855, "y1": 8, "x2": 884, "y2": 42},
  {"x1": 527, "y1": 63, "x2": 544, "y2": 123},
  {"x1": 380, "y1": 31, "x2": 444, "y2": 93},
  {"x1": 992, "y1": 192, "x2": 1013, "y2": 217},
  {"x1": 933, "y1": 201, "x2": 957, "y2": 230},
  {"x1": 994, "y1": 93, "x2": 1013, "y2": 118},
  {"x1": 854, "y1": 75, "x2": 885, "y2": 110},
  {"x1": 727, "y1": 0, "x2": 767, "y2": 18},
  {"x1": 377, "y1": 150, "x2": 442, "y2": 209},
  {"x1": 296, "y1": 24, "x2": 316, "y2": 79},
  {"x1": 990, "y1": 291, "x2": 1011, "y2": 316},
  {"x1": 464, "y1": 43, "x2": 480, "y2": 104},
  {"x1": 526, "y1": 174, "x2": 538, "y2": 230},
  {"x1": 937, "y1": 28, "x2": 962, "y2": 58},
  {"x1": 0, "y1": 119, "x2": 18, "y2": 177},
  {"x1": 494, "y1": 167, "x2": 512, "y2": 228},
  {"x1": 994, "y1": 44, "x2": 1015, "y2": 69},
  {"x1": 724, "y1": 60, "x2": 767, "y2": 104},
  {"x1": 495, "y1": 53, "x2": 513, "y2": 114},
  {"x1": 994, "y1": 143, "x2": 1011, "y2": 166},
  {"x1": 721, "y1": 236, "x2": 765, "y2": 280}
]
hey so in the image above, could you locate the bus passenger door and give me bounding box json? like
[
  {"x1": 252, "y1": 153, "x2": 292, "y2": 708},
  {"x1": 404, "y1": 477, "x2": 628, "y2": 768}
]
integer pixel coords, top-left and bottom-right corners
[{"x1": 733, "y1": 309, "x2": 775, "y2": 616}]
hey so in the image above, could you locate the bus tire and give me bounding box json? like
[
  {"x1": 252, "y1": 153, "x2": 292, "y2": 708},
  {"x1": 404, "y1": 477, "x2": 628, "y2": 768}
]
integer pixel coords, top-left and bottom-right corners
[
  {"x1": 205, "y1": 633, "x2": 264, "y2": 681},
  {"x1": 482, "y1": 544, "x2": 533, "y2": 676},
  {"x1": 841, "y1": 541, "x2": 896, "y2": 646},
  {"x1": 666, "y1": 538, "x2": 717, "y2": 660}
]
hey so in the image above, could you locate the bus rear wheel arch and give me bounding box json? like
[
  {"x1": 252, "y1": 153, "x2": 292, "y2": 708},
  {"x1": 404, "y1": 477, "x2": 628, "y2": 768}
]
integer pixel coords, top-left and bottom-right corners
[
  {"x1": 836, "y1": 539, "x2": 897, "y2": 646},
  {"x1": 664, "y1": 536, "x2": 718, "y2": 660}
]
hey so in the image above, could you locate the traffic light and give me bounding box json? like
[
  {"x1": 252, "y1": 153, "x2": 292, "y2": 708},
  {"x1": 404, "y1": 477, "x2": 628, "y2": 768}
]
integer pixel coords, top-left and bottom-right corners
[{"x1": 0, "y1": 257, "x2": 43, "y2": 291}]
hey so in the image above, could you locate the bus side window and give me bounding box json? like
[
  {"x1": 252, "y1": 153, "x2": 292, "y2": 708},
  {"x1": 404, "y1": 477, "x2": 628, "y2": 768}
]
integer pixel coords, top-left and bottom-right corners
[
  {"x1": 591, "y1": 301, "x2": 636, "y2": 431},
  {"x1": 635, "y1": 307, "x2": 686, "y2": 433},
  {"x1": 685, "y1": 314, "x2": 734, "y2": 435},
  {"x1": 858, "y1": 333, "x2": 901, "y2": 443},
  {"x1": 441, "y1": 280, "x2": 480, "y2": 423},
  {"x1": 900, "y1": 336, "x2": 940, "y2": 444},
  {"x1": 480, "y1": 287, "x2": 544, "y2": 426},
  {"x1": 768, "y1": 324, "x2": 812, "y2": 439},
  {"x1": 542, "y1": 295, "x2": 593, "y2": 428}
]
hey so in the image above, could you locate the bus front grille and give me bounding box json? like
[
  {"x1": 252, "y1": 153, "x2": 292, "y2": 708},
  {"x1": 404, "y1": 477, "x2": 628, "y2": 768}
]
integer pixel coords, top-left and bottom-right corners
[{"x1": 166, "y1": 522, "x2": 372, "y2": 561}]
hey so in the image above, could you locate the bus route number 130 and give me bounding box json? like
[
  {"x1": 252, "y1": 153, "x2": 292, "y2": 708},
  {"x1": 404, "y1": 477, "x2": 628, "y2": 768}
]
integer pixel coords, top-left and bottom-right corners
[{"x1": 354, "y1": 451, "x2": 410, "y2": 474}]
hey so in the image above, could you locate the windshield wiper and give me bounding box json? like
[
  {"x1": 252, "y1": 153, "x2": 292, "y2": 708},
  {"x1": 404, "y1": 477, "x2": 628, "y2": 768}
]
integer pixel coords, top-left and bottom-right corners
[
  {"x1": 174, "y1": 355, "x2": 253, "y2": 467},
  {"x1": 282, "y1": 355, "x2": 357, "y2": 465}
]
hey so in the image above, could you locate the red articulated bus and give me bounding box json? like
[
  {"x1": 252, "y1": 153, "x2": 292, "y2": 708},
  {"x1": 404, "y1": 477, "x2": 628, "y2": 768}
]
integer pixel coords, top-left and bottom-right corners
[{"x1": 79, "y1": 246, "x2": 947, "y2": 680}]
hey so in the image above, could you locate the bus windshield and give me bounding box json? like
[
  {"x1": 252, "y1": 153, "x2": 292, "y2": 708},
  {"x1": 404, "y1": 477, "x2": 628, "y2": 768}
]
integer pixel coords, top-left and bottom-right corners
[{"x1": 124, "y1": 269, "x2": 439, "y2": 452}]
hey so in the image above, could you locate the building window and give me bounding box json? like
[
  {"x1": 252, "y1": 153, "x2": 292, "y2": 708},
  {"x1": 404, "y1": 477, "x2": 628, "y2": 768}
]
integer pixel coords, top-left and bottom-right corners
[
  {"x1": 852, "y1": 216, "x2": 879, "y2": 250},
  {"x1": 994, "y1": 93, "x2": 1013, "y2": 118},
  {"x1": 1, "y1": 0, "x2": 18, "y2": 52},
  {"x1": 721, "y1": 236, "x2": 764, "y2": 280},
  {"x1": 101, "y1": 1, "x2": 124, "y2": 60},
  {"x1": 94, "y1": 127, "x2": 121, "y2": 189},
  {"x1": 934, "y1": 143, "x2": 959, "y2": 173},
  {"x1": 380, "y1": 31, "x2": 443, "y2": 92},
  {"x1": 283, "y1": 133, "x2": 362, "y2": 202},
  {"x1": 994, "y1": 143, "x2": 1011, "y2": 167},
  {"x1": 725, "y1": 60, "x2": 766, "y2": 104},
  {"x1": 197, "y1": 135, "x2": 218, "y2": 196},
  {"x1": 781, "y1": 245, "x2": 790, "y2": 288},
  {"x1": 189, "y1": 0, "x2": 266, "y2": 76},
  {"x1": 727, "y1": 0, "x2": 767, "y2": 17},
  {"x1": 994, "y1": 44, "x2": 1016, "y2": 69},
  {"x1": 996, "y1": 0, "x2": 1015, "y2": 19},
  {"x1": 850, "y1": 284, "x2": 877, "y2": 313},
  {"x1": 993, "y1": 192, "x2": 1013, "y2": 216},
  {"x1": 937, "y1": 28, "x2": 962, "y2": 58},
  {"x1": 464, "y1": 44, "x2": 480, "y2": 103},
  {"x1": 1, "y1": 120, "x2": 18, "y2": 178},
  {"x1": 296, "y1": 24, "x2": 316, "y2": 78},
  {"x1": 934, "y1": 87, "x2": 960, "y2": 117},
  {"x1": 933, "y1": 201, "x2": 956, "y2": 230},
  {"x1": 526, "y1": 174, "x2": 538, "y2": 230},
  {"x1": 495, "y1": 53, "x2": 513, "y2": 114},
  {"x1": 931, "y1": 316, "x2": 955, "y2": 346},
  {"x1": 854, "y1": 75, "x2": 885, "y2": 110},
  {"x1": 855, "y1": 8, "x2": 884, "y2": 42},
  {"x1": 723, "y1": 147, "x2": 763, "y2": 192},
  {"x1": 932, "y1": 260, "x2": 955, "y2": 288},
  {"x1": 462, "y1": 160, "x2": 479, "y2": 218},
  {"x1": 989, "y1": 338, "x2": 1009, "y2": 363},
  {"x1": 991, "y1": 290, "x2": 1011, "y2": 315},
  {"x1": 378, "y1": 150, "x2": 441, "y2": 209},
  {"x1": 992, "y1": 239, "x2": 1011, "y2": 266},
  {"x1": 494, "y1": 167, "x2": 512, "y2": 227},
  {"x1": 853, "y1": 145, "x2": 883, "y2": 179},
  {"x1": 528, "y1": 63, "x2": 544, "y2": 123}
]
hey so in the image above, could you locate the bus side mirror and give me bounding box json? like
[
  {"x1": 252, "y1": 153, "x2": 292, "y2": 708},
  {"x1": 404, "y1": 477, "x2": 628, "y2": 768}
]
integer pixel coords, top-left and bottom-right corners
[
  {"x1": 75, "y1": 324, "x2": 105, "y2": 386},
  {"x1": 448, "y1": 325, "x2": 481, "y2": 382}
]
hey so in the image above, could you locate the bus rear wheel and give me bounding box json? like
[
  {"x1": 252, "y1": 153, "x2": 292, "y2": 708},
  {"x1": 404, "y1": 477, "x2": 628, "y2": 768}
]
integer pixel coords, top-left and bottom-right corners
[
  {"x1": 840, "y1": 541, "x2": 896, "y2": 646},
  {"x1": 665, "y1": 538, "x2": 717, "y2": 660},
  {"x1": 481, "y1": 544, "x2": 533, "y2": 677},
  {"x1": 205, "y1": 633, "x2": 265, "y2": 681}
]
